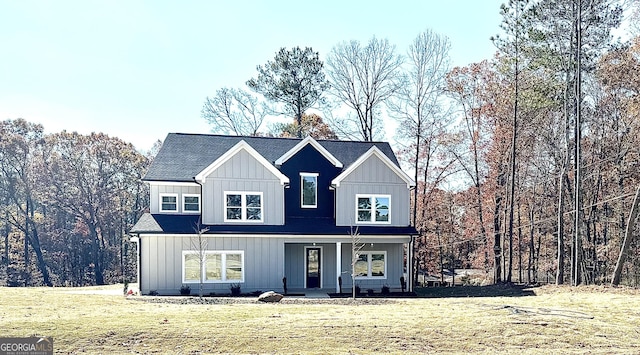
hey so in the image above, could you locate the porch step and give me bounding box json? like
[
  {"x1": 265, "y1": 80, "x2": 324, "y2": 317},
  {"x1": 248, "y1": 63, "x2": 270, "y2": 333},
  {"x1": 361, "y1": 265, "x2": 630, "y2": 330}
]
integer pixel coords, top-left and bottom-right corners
[{"x1": 304, "y1": 290, "x2": 330, "y2": 299}]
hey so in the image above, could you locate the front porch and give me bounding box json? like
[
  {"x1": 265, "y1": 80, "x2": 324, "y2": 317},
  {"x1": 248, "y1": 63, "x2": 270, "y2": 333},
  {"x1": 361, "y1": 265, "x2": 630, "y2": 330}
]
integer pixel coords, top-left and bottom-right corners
[{"x1": 283, "y1": 240, "x2": 411, "y2": 293}]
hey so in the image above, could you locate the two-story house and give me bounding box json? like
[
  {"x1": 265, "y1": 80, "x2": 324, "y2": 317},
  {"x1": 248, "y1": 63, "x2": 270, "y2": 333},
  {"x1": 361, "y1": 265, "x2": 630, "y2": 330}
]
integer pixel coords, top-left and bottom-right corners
[{"x1": 130, "y1": 133, "x2": 417, "y2": 295}]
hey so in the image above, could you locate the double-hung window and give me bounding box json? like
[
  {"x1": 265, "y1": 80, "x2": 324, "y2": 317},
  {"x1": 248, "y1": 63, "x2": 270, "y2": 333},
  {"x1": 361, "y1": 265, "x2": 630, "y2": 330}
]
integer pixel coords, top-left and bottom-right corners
[
  {"x1": 356, "y1": 194, "x2": 391, "y2": 223},
  {"x1": 354, "y1": 251, "x2": 386, "y2": 279},
  {"x1": 224, "y1": 192, "x2": 263, "y2": 222},
  {"x1": 160, "y1": 193, "x2": 178, "y2": 212},
  {"x1": 301, "y1": 173, "x2": 318, "y2": 208},
  {"x1": 183, "y1": 251, "x2": 244, "y2": 283},
  {"x1": 183, "y1": 194, "x2": 200, "y2": 213}
]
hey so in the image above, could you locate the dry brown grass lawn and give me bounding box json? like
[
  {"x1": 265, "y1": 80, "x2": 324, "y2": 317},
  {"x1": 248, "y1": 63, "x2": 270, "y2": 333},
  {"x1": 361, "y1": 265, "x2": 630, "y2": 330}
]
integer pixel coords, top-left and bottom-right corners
[{"x1": 1, "y1": 284, "x2": 640, "y2": 354}]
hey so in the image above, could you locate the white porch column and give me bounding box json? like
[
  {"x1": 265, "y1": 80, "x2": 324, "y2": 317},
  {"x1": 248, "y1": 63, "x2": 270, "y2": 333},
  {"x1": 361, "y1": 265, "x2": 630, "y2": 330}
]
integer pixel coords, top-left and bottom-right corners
[
  {"x1": 407, "y1": 239, "x2": 414, "y2": 292},
  {"x1": 336, "y1": 242, "x2": 342, "y2": 293}
]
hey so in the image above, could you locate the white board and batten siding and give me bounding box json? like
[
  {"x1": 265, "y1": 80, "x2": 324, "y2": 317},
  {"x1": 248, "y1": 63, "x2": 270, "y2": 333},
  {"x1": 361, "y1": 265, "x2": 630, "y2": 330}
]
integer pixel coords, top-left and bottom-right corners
[
  {"x1": 140, "y1": 234, "x2": 285, "y2": 295},
  {"x1": 149, "y1": 184, "x2": 201, "y2": 214},
  {"x1": 335, "y1": 155, "x2": 411, "y2": 226},
  {"x1": 202, "y1": 149, "x2": 285, "y2": 225}
]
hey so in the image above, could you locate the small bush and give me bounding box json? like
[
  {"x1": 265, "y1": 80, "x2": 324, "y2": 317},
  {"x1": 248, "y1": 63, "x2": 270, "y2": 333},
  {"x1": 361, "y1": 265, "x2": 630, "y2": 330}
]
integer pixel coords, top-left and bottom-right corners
[
  {"x1": 354, "y1": 285, "x2": 361, "y2": 295},
  {"x1": 230, "y1": 283, "x2": 241, "y2": 296},
  {"x1": 180, "y1": 284, "x2": 191, "y2": 296},
  {"x1": 149, "y1": 290, "x2": 159, "y2": 296},
  {"x1": 381, "y1": 285, "x2": 390, "y2": 295},
  {"x1": 367, "y1": 289, "x2": 374, "y2": 296}
]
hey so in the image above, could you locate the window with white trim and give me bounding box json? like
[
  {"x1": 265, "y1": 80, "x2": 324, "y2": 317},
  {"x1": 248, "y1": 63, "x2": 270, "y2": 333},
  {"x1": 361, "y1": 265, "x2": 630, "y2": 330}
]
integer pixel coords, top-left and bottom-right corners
[
  {"x1": 301, "y1": 173, "x2": 318, "y2": 208},
  {"x1": 354, "y1": 251, "x2": 386, "y2": 278},
  {"x1": 160, "y1": 193, "x2": 178, "y2": 212},
  {"x1": 224, "y1": 192, "x2": 263, "y2": 222},
  {"x1": 356, "y1": 195, "x2": 391, "y2": 223},
  {"x1": 182, "y1": 251, "x2": 244, "y2": 283},
  {"x1": 183, "y1": 194, "x2": 200, "y2": 213}
]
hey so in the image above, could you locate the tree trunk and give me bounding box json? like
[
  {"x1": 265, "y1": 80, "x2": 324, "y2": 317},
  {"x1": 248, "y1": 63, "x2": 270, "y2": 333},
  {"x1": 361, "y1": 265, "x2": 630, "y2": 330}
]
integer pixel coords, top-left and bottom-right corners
[
  {"x1": 556, "y1": 166, "x2": 567, "y2": 285},
  {"x1": 611, "y1": 186, "x2": 640, "y2": 286},
  {"x1": 493, "y1": 180, "x2": 503, "y2": 284},
  {"x1": 88, "y1": 224, "x2": 105, "y2": 285},
  {"x1": 528, "y1": 204, "x2": 535, "y2": 284}
]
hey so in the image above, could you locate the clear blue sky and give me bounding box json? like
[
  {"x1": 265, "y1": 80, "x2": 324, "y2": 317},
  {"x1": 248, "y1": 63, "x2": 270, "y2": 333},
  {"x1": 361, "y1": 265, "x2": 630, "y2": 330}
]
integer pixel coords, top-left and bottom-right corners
[{"x1": 1, "y1": 0, "x2": 504, "y2": 151}]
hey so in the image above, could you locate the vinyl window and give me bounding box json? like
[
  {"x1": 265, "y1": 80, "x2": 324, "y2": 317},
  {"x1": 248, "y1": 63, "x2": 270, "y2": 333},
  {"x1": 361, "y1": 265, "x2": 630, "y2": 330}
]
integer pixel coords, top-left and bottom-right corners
[
  {"x1": 224, "y1": 192, "x2": 263, "y2": 222},
  {"x1": 354, "y1": 251, "x2": 386, "y2": 279},
  {"x1": 356, "y1": 195, "x2": 391, "y2": 224},
  {"x1": 183, "y1": 194, "x2": 200, "y2": 213},
  {"x1": 182, "y1": 251, "x2": 244, "y2": 283},
  {"x1": 160, "y1": 193, "x2": 178, "y2": 212},
  {"x1": 301, "y1": 173, "x2": 318, "y2": 208}
]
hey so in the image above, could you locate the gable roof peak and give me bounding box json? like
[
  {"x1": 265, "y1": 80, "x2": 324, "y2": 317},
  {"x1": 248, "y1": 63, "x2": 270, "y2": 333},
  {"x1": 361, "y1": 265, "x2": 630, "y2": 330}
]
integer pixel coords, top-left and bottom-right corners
[
  {"x1": 194, "y1": 139, "x2": 289, "y2": 185},
  {"x1": 275, "y1": 136, "x2": 344, "y2": 168},
  {"x1": 331, "y1": 145, "x2": 415, "y2": 188}
]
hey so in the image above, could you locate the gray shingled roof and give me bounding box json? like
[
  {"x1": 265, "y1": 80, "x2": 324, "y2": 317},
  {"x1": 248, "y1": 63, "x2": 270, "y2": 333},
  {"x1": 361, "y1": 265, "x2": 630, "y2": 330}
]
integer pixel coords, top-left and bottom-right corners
[{"x1": 144, "y1": 133, "x2": 400, "y2": 182}]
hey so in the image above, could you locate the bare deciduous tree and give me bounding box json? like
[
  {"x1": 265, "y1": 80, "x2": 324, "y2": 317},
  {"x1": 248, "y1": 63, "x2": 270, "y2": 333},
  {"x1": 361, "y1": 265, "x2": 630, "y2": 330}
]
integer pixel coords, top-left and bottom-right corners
[
  {"x1": 190, "y1": 222, "x2": 209, "y2": 297},
  {"x1": 201, "y1": 87, "x2": 267, "y2": 136},
  {"x1": 326, "y1": 37, "x2": 403, "y2": 141},
  {"x1": 388, "y1": 29, "x2": 456, "y2": 285},
  {"x1": 350, "y1": 225, "x2": 364, "y2": 299}
]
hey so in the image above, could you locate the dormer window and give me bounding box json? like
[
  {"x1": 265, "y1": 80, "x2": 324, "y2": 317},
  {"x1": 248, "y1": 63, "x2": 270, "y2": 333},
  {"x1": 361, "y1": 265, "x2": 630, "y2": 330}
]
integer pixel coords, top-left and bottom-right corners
[
  {"x1": 301, "y1": 173, "x2": 318, "y2": 208},
  {"x1": 356, "y1": 194, "x2": 391, "y2": 224},
  {"x1": 160, "y1": 193, "x2": 178, "y2": 212},
  {"x1": 183, "y1": 194, "x2": 200, "y2": 213}
]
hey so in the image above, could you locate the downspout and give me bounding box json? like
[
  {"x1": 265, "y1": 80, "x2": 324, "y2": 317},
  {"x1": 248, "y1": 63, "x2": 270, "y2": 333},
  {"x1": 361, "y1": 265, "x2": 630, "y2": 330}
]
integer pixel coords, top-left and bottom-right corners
[
  {"x1": 409, "y1": 235, "x2": 415, "y2": 292},
  {"x1": 194, "y1": 177, "x2": 204, "y2": 225}
]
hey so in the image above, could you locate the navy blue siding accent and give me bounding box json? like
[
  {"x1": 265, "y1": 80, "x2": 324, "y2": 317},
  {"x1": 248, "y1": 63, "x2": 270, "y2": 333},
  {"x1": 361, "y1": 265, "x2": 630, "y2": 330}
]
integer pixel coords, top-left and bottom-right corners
[
  {"x1": 279, "y1": 144, "x2": 342, "y2": 220},
  {"x1": 131, "y1": 213, "x2": 417, "y2": 235}
]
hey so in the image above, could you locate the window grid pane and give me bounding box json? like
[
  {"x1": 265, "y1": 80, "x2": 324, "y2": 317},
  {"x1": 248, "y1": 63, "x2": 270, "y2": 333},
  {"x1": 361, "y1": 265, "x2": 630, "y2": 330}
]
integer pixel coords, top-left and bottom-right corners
[
  {"x1": 246, "y1": 194, "x2": 261, "y2": 207},
  {"x1": 184, "y1": 254, "x2": 201, "y2": 281},
  {"x1": 205, "y1": 254, "x2": 222, "y2": 281},
  {"x1": 227, "y1": 194, "x2": 241, "y2": 207},
  {"x1": 371, "y1": 254, "x2": 385, "y2": 277},
  {"x1": 355, "y1": 254, "x2": 368, "y2": 277},
  {"x1": 375, "y1": 197, "x2": 389, "y2": 222},
  {"x1": 357, "y1": 197, "x2": 372, "y2": 222},
  {"x1": 226, "y1": 254, "x2": 243, "y2": 280}
]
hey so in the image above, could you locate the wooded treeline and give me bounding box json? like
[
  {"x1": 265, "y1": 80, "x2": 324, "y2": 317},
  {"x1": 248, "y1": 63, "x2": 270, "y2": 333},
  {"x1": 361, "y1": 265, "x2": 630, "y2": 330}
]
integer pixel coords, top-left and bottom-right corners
[
  {"x1": 3, "y1": 0, "x2": 639, "y2": 287},
  {"x1": 416, "y1": 0, "x2": 640, "y2": 287},
  {"x1": 0, "y1": 119, "x2": 150, "y2": 286}
]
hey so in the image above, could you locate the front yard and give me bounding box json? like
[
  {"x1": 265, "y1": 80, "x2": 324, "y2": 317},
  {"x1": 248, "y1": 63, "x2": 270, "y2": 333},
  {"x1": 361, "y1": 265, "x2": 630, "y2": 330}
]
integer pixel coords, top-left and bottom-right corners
[{"x1": 0, "y1": 284, "x2": 639, "y2": 354}]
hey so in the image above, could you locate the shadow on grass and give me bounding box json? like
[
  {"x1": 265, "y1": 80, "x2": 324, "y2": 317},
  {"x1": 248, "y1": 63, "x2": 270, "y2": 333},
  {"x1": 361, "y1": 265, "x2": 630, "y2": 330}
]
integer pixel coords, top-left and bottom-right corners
[{"x1": 415, "y1": 283, "x2": 537, "y2": 298}]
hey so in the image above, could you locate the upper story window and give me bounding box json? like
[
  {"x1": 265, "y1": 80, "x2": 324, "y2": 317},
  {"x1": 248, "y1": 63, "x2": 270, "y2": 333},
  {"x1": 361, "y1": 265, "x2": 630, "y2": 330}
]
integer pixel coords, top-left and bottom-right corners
[
  {"x1": 301, "y1": 173, "x2": 318, "y2": 208},
  {"x1": 183, "y1": 194, "x2": 200, "y2": 213},
  {"x1": 356, "y1": 194, "x2": 391, "y2": 224},
  {"x1": 160, "y1": 193, "x2": 178, "y2": 212},
  {"x1": 224, "y1": 191, "x2": 263, "y2": 222}
]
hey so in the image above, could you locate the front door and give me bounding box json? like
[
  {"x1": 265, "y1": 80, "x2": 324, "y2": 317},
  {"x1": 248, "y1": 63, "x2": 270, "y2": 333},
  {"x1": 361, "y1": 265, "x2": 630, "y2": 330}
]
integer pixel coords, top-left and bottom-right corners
[{"x1": 306, "y1": 247, "x2": 321, "y2": 288}]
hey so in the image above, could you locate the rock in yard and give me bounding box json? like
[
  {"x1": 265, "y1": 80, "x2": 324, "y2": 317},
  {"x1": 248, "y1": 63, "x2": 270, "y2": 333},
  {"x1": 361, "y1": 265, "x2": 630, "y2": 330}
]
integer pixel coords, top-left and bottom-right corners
[{"x1": 258, "y1": 291, "x2": 284, "y2": 303}]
